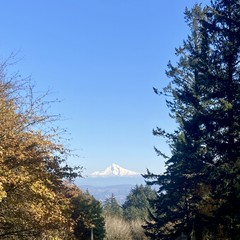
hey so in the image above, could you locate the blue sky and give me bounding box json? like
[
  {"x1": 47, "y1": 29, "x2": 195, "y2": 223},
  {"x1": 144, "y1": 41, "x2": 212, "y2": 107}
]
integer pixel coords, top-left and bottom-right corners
[{"x1": 0, "y1": 0, "x2": 209, "y2": 176}]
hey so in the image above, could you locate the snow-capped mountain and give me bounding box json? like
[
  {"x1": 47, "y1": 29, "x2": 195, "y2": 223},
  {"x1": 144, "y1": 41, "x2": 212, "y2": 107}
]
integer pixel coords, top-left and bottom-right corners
[{"x1": 91, "y1": 163, "x2": 140, "y2": 177}]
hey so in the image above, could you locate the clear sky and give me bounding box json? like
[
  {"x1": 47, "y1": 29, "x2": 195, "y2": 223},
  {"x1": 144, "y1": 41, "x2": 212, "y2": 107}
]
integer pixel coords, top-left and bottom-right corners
[{"x1": 0, "y1": 0, "x2": 210, "y2": 176}]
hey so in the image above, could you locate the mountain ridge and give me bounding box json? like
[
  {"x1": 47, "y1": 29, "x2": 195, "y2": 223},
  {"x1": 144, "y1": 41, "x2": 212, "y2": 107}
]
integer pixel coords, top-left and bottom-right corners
[{"x1": 80, "y1": 184, "x2": 135, "y2": 204}]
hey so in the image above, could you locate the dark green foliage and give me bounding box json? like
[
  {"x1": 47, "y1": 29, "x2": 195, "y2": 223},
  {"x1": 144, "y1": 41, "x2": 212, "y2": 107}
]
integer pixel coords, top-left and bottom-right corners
[
  {"x1": 103, "y1": 194, "x2": 123, "y2": 218},
  {"x1": 122, "y1": 184, "x2": 156, "y2": 221},
  {"x1": 144, "y1": 0, "x2": 240, "y2": 239},
  {"x1": 71, "y1": 191, "x2": 106, "y2": 240}
]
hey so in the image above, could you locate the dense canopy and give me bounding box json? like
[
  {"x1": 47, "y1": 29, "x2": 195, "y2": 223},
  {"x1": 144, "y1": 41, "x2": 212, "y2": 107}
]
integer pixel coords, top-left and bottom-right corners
[
  {"x1": 0, "y1": 62, "x2": 81, "y2": 239},
  {"x1": 144, "y1": 0, "x2": 240, "y2": 239}
]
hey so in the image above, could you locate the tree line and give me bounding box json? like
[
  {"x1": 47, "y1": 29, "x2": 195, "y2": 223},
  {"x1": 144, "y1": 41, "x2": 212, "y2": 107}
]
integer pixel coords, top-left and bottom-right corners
[{"x1": 103, "y1": 185, "x2": 156, "y2": 240}]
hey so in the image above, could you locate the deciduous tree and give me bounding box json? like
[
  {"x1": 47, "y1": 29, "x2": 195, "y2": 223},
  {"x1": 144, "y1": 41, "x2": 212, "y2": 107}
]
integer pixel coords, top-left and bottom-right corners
[{"x1": 0, "y1": 60, "x2": 81, "y2": 239}]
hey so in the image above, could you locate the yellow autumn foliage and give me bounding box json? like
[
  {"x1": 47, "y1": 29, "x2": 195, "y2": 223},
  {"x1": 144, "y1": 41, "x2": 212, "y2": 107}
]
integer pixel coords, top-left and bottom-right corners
[
  {"x1": 0, "y1": 182, "x2": 6, "y2": 202},
  {"x1": 0, "y1": 62, "x2": 77, "y2": 239}
]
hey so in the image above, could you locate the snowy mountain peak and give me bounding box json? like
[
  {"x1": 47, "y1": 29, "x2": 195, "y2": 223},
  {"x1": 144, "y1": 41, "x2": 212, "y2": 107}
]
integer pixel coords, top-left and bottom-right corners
[{"x1": 91, "y1": 163, "x2": 140, "y2": 177}]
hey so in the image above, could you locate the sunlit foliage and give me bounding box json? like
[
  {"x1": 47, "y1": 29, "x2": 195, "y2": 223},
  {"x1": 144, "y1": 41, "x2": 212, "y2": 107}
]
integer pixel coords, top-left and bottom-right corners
[{"x1": 0, "y1": 60, "x2": 81, "y2": 239}]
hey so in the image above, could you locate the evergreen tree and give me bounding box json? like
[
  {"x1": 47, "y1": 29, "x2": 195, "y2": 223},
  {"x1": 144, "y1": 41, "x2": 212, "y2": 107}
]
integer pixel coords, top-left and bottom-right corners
[
  {"x1": 71, "y1": 190, "x2": 106, "y2": 240},
  {"x1": 103, "y1": 194, "x2": 123, "y2": 218},
  {"x1": 122, "y1": 184, "x2": 156, "y2": 221},
  {"x1": 143, "y1": 1, "x2": 240, "y2": 239},
  {"x1": 202, "y1": 1, "x2": 240, "y2": 238}
]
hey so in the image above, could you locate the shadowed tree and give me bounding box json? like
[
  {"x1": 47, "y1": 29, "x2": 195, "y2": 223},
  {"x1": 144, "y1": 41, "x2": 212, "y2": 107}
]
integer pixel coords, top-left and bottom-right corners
[
  {"x1": 70, "y1": 189, "x2": 105, "y2": 240},
  {"x1": 122, "y1": 184, "x2": 156, "y2": 221},
  {"x1": 144, "y1": 1, "x2": 240, "y2": 239},
  {"x1": 103, "y1": 194, "x2": 123, "y2": 218}
]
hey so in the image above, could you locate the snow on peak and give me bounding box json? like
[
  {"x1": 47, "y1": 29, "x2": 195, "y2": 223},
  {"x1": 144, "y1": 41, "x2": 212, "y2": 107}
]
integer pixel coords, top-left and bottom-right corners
[{"x1": 91, "y1": 163, "x2": 140, "y2": 177}]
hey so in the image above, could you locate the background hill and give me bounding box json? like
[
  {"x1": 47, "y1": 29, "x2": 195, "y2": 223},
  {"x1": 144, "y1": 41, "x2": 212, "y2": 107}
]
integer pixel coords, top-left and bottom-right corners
[
  {"x1": 79, "y1": 184, "x2": 135, "y2": 204},
  {"x1": 75, "y1": 164, "x2": 145, "y2": 203}
]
